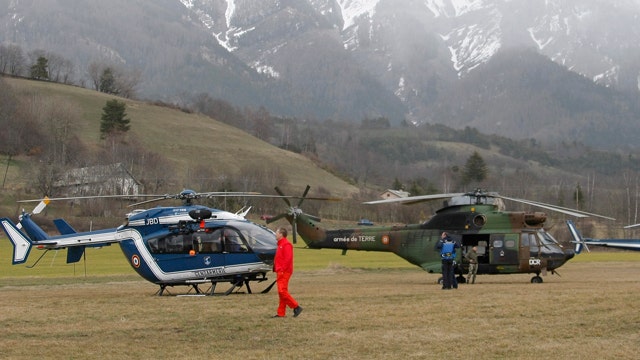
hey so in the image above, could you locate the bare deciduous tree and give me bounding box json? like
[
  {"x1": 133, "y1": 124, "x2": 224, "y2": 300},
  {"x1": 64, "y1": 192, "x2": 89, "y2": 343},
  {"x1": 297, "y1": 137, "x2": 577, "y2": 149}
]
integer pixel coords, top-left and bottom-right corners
[
  {"x1": 88, "y1": 61, "x2": 103, "y2": 91},
  {"x1": 88, "y1": 61, "x2": 141, "y2": 98},
  {"x1": 18, "y1": 94, "x2": 86, "y2": 194},
  {"x1": 47, "y1": 52, "x2": 75, "y2": 84},
  {"x1": 0, "y1": 44, "x2": 26, "y2": 76}
]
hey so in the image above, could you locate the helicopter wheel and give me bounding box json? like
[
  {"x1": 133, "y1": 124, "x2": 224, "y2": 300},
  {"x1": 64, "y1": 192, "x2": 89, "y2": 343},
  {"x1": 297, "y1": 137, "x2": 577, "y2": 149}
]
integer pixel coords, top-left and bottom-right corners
[
  {"x1": 437, "y1": 277, "x2": 443, "y2": 285},
  {"x1": 456, "y1": 275, "x2": 466, "y2": 284},
  {"x1": 530, "y1": 276, "x2": 543, "y2": 283}
]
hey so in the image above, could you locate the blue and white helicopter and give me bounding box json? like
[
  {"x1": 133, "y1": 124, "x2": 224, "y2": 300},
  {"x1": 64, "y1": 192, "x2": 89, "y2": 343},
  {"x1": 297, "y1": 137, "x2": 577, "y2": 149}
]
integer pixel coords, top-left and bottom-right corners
[
  {"x1": 0, "y1": 190, "x2": 294, "y2": 296},
  {"x1": 568, "y1": 220, "x2": 640, "y2": 252}
]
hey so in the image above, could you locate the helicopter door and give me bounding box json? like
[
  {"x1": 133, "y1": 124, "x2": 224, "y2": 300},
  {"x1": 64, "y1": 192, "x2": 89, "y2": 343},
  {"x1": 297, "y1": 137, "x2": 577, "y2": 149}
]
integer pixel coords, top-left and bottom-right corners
[
  {"x1": 222, "y1": 228, "x2": 254, "y2": 269},
  {"x1": 489, "y1": 234, "x2": 518, "y2": 266},
  {"x1": 148, "y1": 231, "x2": 226, "y2": 272},
  {"x1": 518, "y1": 233, "x2": 536, "y2": 272}
]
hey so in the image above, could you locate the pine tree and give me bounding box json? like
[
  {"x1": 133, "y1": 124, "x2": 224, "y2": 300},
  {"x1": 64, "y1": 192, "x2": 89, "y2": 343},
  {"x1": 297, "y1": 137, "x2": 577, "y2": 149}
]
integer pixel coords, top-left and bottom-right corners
[
  {"x1": 99, "y1": 68, "x2": 117, "y2": 94},
  {"x1": 30, "y1": 56, "x2": 49, "y2": 80},
  {"x1": 392, "y1": 177, "x2": 404, "y2": 190},
  {"x1": 573, "y1": 184, "x2": 585, "y2": 210},
  {"x1": 100, "y1": 99, "x2": 130, "y2": 139},
  {"x1": 461, "y1": 151, "x2": 488, "y2": 186}
]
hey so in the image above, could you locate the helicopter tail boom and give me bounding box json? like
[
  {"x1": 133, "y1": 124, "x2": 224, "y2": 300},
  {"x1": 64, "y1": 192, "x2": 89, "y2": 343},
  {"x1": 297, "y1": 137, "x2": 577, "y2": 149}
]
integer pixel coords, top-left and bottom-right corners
[{"x1": 0, "y1": 218, "x2": 34, "y2": 264}]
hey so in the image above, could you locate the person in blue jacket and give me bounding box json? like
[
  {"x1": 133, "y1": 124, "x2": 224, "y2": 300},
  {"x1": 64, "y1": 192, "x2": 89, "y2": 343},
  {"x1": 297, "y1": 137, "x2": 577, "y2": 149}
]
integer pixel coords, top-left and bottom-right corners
[{"x1": 437, "y1": 232, "x2": 459, "y2": 290}]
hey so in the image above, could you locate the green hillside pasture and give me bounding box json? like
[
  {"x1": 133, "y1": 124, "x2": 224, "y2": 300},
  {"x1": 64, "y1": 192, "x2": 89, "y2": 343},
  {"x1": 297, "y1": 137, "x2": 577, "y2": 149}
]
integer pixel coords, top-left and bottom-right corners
[
  {"x1": 0, "y1": 257, "x2": 638, "y2": 359},
  {"x1": 4, "y1": 77, "x2": 358, "y2": 197}
]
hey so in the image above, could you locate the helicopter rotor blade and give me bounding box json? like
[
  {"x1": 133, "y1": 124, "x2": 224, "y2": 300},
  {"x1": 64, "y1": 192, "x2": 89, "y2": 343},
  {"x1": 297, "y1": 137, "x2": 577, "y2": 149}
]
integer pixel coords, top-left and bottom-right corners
[
  {"x1": 292, "y1": 212, "x2": 298, "y2": 244},
  {"x1": 16, "y1": 197, "x2": 51, "y2": 230},
  {"x1": 291, "y1": 208, "x2": 301, "y2": 244},
  {"x1": 266, "y1": 213, "x2": 287, "y2": 224},
  {"x1": 128, "y1": 196, "x2": 172, "y2": 207},
  {"x1": 363, "y1": 193, "x2": 465, "y2": 205},
  {"x1": 297, "y1": 185, "x2": 310, "y2": 208},
  {"x1": 18, "y1": 191, "x2": 269, "y2": 208},
  {"x1": 497, "y1": 195, "x2": 615, "y2": 220},
  {"x1": 17, "y1": 194, "x2": 146, "y2": 203},
  {"x1": 199, "y1": 191, "x2": 262, "y2": 199},
  {"x1": 274, "y1": 186, "x2": 292, "y2": 207},
  {"x1": 32, "y1": 197, "x2": 50, "y2": 215},
  {"x1": 363, "y1": 189, "x2": 615, "y2": 220}
]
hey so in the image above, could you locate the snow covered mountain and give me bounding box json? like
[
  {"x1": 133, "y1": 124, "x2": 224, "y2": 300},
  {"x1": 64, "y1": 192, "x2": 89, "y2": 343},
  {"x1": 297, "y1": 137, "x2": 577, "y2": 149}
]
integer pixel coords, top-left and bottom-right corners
[
  {"x1": 2, "y1": 0, "x2": 640, "y2": 147},
  {"x1": 180, "y1": 0, "x2": 640, "y2": 122}
]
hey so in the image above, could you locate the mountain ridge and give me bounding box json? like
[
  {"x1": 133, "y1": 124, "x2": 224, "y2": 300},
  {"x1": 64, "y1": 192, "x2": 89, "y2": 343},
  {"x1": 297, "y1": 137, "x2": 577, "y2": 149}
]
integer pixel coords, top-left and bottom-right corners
[{"x1": 2, "y1": 0, "x2": 640, "y2": 150}]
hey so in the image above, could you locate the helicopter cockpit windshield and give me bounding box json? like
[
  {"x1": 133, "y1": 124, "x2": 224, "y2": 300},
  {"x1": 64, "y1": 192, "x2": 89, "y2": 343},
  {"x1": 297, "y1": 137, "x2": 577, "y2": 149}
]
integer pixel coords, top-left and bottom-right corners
[
  {"x1": 536, "y1": 229, "x2": 564, "y2": 254},
  {"x1": 234, "y1": 221, "x2": 277, "y2": 253},
  {"x1": 538, "y1": 229, "x2": 560, "y2": 245}
]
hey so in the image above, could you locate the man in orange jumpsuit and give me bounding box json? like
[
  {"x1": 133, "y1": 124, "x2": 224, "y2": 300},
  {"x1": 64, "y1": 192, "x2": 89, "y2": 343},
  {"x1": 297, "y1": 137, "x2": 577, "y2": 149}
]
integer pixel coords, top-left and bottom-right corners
[{"x1": 273, "y1": 227, "x2": 303, "y2": 318}]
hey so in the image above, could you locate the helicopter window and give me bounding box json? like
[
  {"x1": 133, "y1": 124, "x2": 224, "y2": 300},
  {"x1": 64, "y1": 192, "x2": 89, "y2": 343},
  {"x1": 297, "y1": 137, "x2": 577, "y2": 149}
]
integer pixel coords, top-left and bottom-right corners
[
  {"x1": 504, "y1": 234, "x2": 518, "y2": 249},
  {"x1": 234, "y1": 222, "x2": 277, "y2": 252},
  {"x1": 476, "y1": 241, "x2": 487, "y2": 258},
  {"x1": 223, "y1": 228, "x2": 248, "y2": 253},
  {"x1": 167, "y1": 235, "x2": 181, "y2": 252},
  {"x1": 538, "y1": 230, "x2": 559, "y2": 245},
  {"x1": 148, "y1": 238, "x2": 160, "y2": 252},
  {"x1": 491, "y1": 234, "x2": 504, "y2": 248},
  {"x1": 147, "y1": 233, "x2": 196, "y2": 254},
  {"x1": 521, "y1": 234, "x2": 530, "y2": 247},
  {"x1": 166, "y1": 234, "x2": 192, "y2": 253},
  {"x1": 529, "y1": 233, "x2": 539, "y2": 255},
  {"x1": 194, "y1": 229, "x2": 223, "y2": 253},
  {"x1": 177, "y1": 234, "x2": 193, "y2": 253}
]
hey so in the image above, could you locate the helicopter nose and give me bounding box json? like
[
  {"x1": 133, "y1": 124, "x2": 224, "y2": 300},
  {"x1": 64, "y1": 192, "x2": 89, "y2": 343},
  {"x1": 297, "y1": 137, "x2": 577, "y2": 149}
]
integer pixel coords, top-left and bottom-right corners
[{"x1": 564, "y1": 248, "x2": 575, "y2": 261}]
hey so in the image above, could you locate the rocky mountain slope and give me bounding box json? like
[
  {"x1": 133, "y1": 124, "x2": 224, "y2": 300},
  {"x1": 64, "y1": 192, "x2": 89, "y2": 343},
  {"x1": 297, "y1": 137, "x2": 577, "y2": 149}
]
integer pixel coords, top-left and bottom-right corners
[{"x1": 2, "y1": 0, "x2": 640, "y2": 149}]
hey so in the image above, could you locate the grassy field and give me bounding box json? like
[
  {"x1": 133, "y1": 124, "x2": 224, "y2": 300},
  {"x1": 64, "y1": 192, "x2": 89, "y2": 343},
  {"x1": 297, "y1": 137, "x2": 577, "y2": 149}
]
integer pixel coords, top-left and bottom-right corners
[{"x1": 1, "y1": 235, "x2": 639, "y2": 359}]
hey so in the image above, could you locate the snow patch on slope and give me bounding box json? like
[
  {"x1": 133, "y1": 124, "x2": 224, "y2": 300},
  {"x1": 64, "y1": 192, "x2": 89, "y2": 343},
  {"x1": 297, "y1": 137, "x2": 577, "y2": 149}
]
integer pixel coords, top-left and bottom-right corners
[{"x1": 337, "y1": 0, "x2": 379, "y2": 30}]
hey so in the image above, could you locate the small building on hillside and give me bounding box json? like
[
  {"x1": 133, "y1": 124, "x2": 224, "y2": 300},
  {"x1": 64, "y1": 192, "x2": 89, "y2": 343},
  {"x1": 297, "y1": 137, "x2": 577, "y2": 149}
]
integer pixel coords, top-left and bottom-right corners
[
  {"x1": 378, "y1": 189, "x2": 410, "y2": 200},
  {"x1": 53, "y1": 163, "x2": 140, "y2": 197}
]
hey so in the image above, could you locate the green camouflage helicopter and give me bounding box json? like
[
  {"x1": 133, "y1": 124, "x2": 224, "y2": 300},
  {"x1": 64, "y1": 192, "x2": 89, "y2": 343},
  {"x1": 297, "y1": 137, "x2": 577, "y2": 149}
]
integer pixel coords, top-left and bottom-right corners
[{"x1": 268, "y1": 187, "x2": 614, "y2": 283}]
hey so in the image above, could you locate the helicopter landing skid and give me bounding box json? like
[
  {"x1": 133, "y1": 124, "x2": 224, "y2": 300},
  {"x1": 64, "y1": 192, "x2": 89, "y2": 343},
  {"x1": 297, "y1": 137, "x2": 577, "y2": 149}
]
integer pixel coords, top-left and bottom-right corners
[
  {"x1": 208, "y1": 276, "x2": 274, "y2": 296},
  {"x1": 155, "y1": 273, "x2": 272, "y2": 296}
]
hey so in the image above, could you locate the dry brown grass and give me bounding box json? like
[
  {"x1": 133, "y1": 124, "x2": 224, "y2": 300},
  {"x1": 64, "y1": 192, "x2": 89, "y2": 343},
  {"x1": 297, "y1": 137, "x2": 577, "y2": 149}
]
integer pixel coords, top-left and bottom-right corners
[{"x1": 1, "y1": 259, "x2": 639, "y2": 359}]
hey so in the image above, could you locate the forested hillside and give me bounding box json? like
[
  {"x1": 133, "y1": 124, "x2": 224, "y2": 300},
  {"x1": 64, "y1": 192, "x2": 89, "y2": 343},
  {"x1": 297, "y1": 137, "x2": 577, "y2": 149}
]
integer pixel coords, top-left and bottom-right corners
[
  {"x1": 0, "y1": 76, "x2": 360, "y2": 222},
  {"x1": 2, "y1": 76, "x2": 640, "y2": 237}
]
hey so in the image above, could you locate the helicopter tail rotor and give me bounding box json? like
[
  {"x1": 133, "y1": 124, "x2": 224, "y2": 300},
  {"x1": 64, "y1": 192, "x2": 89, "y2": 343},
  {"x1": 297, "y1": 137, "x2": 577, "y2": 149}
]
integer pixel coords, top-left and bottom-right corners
[
  {"x1": 15, "y1": 197, "x2": 50, "y2": 230},
  {"x1": 566, "y1": 219, "x2": 589, "y2": 254}
]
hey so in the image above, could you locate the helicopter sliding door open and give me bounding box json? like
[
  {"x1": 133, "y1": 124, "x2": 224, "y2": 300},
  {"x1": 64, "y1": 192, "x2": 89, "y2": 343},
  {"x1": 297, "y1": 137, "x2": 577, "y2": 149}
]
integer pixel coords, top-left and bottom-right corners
[
  {"x1": 460, "y1": 233, "x2": 520, "y2": 274},
  {"x1": 460, "y1": 234, "x2": 490, "y2": 262}
]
